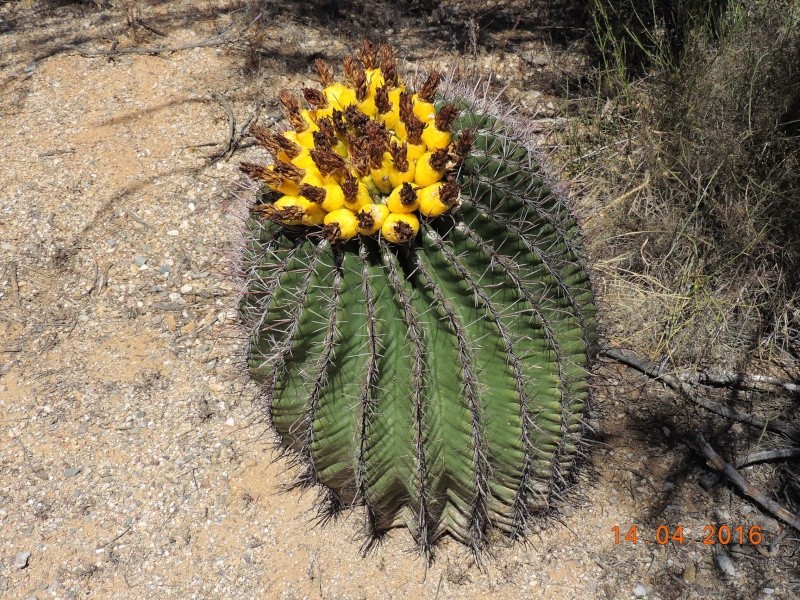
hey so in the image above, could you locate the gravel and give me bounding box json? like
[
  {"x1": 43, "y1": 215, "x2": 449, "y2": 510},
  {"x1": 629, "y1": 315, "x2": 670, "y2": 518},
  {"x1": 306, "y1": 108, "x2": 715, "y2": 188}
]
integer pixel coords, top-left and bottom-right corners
[{"x1": 0, "y1": 1, "x2": 791, "y2": 599}]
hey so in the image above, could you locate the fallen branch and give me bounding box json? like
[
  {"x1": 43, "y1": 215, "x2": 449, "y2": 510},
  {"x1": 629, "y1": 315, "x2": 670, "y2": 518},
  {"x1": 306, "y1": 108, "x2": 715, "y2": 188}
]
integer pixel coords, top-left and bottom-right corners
[
  {"x1": 601, "y1": 348, "x2": 800, "y2": 443},
  {"x1": 682, "y1": 371, "x2": 799, "y2": 395},
  {"x1": 63, "y1": 35, "x2": 232, "y2": 58},
  {"x1": 701, "y1": 447, "x2": 800, "y2": 489},
  {"x1": 694, "y1": 432, "x2": 800, "y2": 533}
]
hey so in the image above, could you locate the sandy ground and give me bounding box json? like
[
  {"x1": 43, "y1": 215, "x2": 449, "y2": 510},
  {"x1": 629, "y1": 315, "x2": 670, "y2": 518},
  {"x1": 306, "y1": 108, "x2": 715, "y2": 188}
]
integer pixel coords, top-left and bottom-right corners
[{"x1": 0, "y1": 2, "x2": 796, "y2": 599}]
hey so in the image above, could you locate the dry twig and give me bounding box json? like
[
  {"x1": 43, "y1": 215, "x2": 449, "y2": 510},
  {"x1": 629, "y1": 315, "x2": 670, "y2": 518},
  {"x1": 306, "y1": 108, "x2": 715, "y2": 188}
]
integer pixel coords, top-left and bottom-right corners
[
  {"x1": 602, "y1": 348, "x2": 800, "y2": 443},
  {"x1": 694, "y1": 432, "x2": 800, "y2": 533}
]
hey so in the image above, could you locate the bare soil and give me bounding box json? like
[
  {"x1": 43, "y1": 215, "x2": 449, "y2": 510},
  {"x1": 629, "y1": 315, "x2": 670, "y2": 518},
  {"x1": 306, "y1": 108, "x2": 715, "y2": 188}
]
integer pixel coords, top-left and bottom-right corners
[{"x1": 0, "y1": 1, "x2": 795, "y2": 599}]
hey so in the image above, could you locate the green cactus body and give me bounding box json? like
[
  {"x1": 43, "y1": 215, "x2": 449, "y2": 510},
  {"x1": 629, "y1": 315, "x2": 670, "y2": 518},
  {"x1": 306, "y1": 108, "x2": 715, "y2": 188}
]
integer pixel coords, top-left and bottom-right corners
[{"x1": 240, "y1": 100, "x2": 596, "y2": 555}]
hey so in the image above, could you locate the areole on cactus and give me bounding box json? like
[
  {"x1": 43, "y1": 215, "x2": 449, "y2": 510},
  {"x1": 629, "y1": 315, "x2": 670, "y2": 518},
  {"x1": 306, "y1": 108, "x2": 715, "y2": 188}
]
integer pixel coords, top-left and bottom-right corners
[{"x1": 238, "y1": 41, "x2": 597, "y2": 558}]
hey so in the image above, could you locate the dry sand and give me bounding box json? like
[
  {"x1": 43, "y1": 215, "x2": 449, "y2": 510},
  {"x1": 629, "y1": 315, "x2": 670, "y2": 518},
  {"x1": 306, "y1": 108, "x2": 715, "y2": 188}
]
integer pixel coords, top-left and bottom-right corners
[{"x1": 0, "y1": 2, "x2": 793, "y2": 598}]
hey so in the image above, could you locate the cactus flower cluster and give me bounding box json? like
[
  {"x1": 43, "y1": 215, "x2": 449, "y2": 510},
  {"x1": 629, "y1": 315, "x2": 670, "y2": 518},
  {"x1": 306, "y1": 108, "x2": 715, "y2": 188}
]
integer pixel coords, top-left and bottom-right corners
[{"x1": 240, "y1": 41, "x2": 473, "y2": 244}]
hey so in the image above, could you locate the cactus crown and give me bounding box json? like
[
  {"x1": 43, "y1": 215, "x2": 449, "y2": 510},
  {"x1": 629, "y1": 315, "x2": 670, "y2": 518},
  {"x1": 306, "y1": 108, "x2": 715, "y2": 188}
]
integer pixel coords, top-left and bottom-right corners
[
  {"x1": 241, "y1": 41, "x2": 470, "y2": 245},
  {"x1": 239, "y1": 42, "x2": 597, "y2": 560}
]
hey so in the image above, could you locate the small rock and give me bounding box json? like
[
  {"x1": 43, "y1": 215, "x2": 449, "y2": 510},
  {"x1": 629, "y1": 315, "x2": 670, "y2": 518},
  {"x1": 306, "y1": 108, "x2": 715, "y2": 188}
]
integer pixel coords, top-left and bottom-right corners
[
  {"x1": 663, "y1": 481, "x2": 675, "y2": 491},
  {"x1": 21, "y1": 525, "x2": 34, "y2": 537},
  {"x1": 14, "y1": 551, "x2": 31, "y2": 569},
  {"x1": 205, "y1": 359, "x2": 217, "y2": 370},
  {"x1": 762, "y1": 588, "x2": 775, "y2": 596},
  {"x1": 24, "y1": 62, "x2": 36, "y2": 73},
  {"x1": 159, "y1": 264, "x2": 171, "y2": 274},
  {"x1": 682, "y1": 562, "x2": 697, "y2": 583},
  {"x1": 78, "y1": 314, "x2": 90, "y2": 322},
  {"x1": 163, "y1": 314, "x2": 177, "y2": 332},
  {"x1": 107, "y1": 239, "x2": 117, "y2": 248},
  {"x1": 180, "y1": 321, "x2": 196, "y2": 335},
  {"x1": 225, "y1": 417, "x2": 235, "y2": 427},
  {"x1": 714, "y1": 550, "x2": 737, "y2": 578},
  {"x1": 132, "y1": 255, "x2": 147, "y2": 267},
  {"x1": 0, "y1": 576, "x2": 7, "y2": 591},
  {"x1": 64, "y1": 467, "x2": 81, "y2": 477},
  {"x1": 633, "y1": 583, "x2": 647, "y2": 598},
  {"x1": 180, "y1": 284, "x2": 193, "y2": 294},
  {"x1": 167, "y1": 229, "x2": 179, "y2": 236},
  {"x1": 168, "y1": 292, "x2": 182, "y2": 302}
]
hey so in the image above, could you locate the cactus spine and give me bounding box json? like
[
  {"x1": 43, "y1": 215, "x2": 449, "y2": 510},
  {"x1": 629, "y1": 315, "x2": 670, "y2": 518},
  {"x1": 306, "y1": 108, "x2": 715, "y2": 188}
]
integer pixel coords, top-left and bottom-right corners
[{"x1": 239, "y1": 43, "x2": 596, "y2": 557}]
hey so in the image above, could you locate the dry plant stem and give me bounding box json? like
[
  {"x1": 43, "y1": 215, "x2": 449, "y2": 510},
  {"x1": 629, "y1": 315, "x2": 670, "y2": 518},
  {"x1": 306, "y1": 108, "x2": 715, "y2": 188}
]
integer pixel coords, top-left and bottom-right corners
[
  {"x1": 63, "y1": 36, "x2": 232, "y2": 57},
  {"x1": 736, "y1": 447, "x2": 800, "y2": 467},
  {"x1": 684, "y1": 372, "x2": 800, "y2": 395},
  {"x1": 694, "y1": 432, "x2": 800, "y2": 533},
  {"x1": 701, "y1": 447, "x2": 800, "y2": 489},
  {"x1": 602, "y1": 348, "x2": 800, "y2": 443}
]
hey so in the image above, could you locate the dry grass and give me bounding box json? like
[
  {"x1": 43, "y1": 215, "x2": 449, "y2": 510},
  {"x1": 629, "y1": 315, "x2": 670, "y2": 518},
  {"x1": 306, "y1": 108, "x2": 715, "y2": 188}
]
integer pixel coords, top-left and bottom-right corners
[{"x1": 562, "y1": 0, "x2": 800, "y2": 367}]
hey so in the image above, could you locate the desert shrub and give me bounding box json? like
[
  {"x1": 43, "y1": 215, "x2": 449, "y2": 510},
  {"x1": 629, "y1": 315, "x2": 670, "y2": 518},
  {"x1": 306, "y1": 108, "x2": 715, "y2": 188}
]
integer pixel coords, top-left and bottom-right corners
[{"x1": 572, "y1": 0, "x2": 800, "y2": 362}]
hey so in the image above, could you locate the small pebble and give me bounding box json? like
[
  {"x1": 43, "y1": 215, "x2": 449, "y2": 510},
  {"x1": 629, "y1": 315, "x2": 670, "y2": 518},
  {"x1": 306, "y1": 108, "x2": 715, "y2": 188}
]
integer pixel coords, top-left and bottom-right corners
[
  {"x1": 663, "y1": 481, "x2": 675, "y2": 491},
  {"x1": 714, "y1": 550, "x2": 737, "y2": 578},
  {"x1": 14, "y1": 551, "x2": 31, "y2": 569},
  {"x1": 159, "y1": 265, "x2": 171, "y2": 273},
  {"x1": 167, "y1": 229, "x2": 179, "y2": 236},
  {"x1": 132, "y1": 255, "x2": 147, "y2": 267},
  {"x1": 64, "y1": 467, "x2": 80, "y2": 477},
  {"x1": 180, "y1": 284, "x2": 193, "y2": 294},
  {"x1": 225, "y1": 417, "x2": 235, "y2": 427},
  {"x1": 169, "y1": 292, "x2": 181, "y2": 302},
  {"x1": 107, "y1": 239, "x2": 117, "y2": 248},
  {"x1": 633, "y1": 583, "x2": 646, "y2": 598},
  {"x1": 762, "y1": 588, "x2": 775, "y2": 596}
]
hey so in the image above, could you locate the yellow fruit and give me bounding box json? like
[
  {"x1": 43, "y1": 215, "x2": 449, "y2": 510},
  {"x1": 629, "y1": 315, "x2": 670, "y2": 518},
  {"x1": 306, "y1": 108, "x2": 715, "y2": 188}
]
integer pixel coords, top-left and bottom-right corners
[
  {"x1": 386, "y1": 183, "x2": 419, "y2": 213},
  {"x1": 302, "y1": 202, "x2": 326, "y2": 226},
  {"x1": 407, "y1": 142, "x2": 426, "y2": 161},
  {"x1": 418, "y1": 182, "x2": 457, "y2": 217},
  {"x1": 320, "y1": 184, "x2": 346, "y2": 213},
  {"x1": 414, "y1": 151, "x2": 445, "y2": 187},
  {"x1": 343, "y1": 182, "x2": 373, "y2": 212},
  {"x1": 323, "y1": 208, "x2": 359, "y2": 241},
  {"x1": 300, "y1": 109, "x2": 318, "y2": 129},
  {"x1": 356, "y1": 203, "x2": 390, "y2": 235},
  {"x1": 388, "y1": 86, "x2": 405, "y2": 105},
  {"x1": 273, "y1": 196, "x2": 311, "y2": 225},
  {"x1": 290, "y1": 148, "x2": 316, "y2": 171},
  {"x1": 324, "y1": 83, "x2": 356, "y2": 110},
  {"x1": 296, "y1": 127, "x2": 317, "y2": 149},
  {"x1": 421, "y1": 125, "x2": 451, "y2": 150},
  {"x1": 389, "y1": 162, "x2": 415, "y2": 188},
  {"x1": 381, "y1": 212, "x2": 420, "y2": 244},
  {"x1": 365, "y1": 68, "x2": 385, "y2": 97},
  {"x1": 370, "y1": 158, "x2": 394, "y2": 194},
  {"x1": 359, "y1": 96, "x2": 378, "y2": 118},
  {"x1": 412, "y1": 95, "x2": 436, "y2": 122},
  {"x1": 269, "y1": 167, "x2": 300, "y2": 196},
  {"x1": 379, "y1": 108, "x2": 402, "y2": 133}
]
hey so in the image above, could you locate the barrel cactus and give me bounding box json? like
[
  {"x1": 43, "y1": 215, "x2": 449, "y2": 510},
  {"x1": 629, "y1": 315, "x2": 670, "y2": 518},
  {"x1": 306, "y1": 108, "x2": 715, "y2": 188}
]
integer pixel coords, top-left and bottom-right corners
[{"x1": 238, "y1": 42, "x2": 597, "y2": 557}]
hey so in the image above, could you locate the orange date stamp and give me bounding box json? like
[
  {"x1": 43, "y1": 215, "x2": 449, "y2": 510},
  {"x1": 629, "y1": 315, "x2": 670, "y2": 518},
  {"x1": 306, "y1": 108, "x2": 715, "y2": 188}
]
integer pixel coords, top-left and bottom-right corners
[{"x1": 612, "y1": 524, "x2": 764, "y2": 545}]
